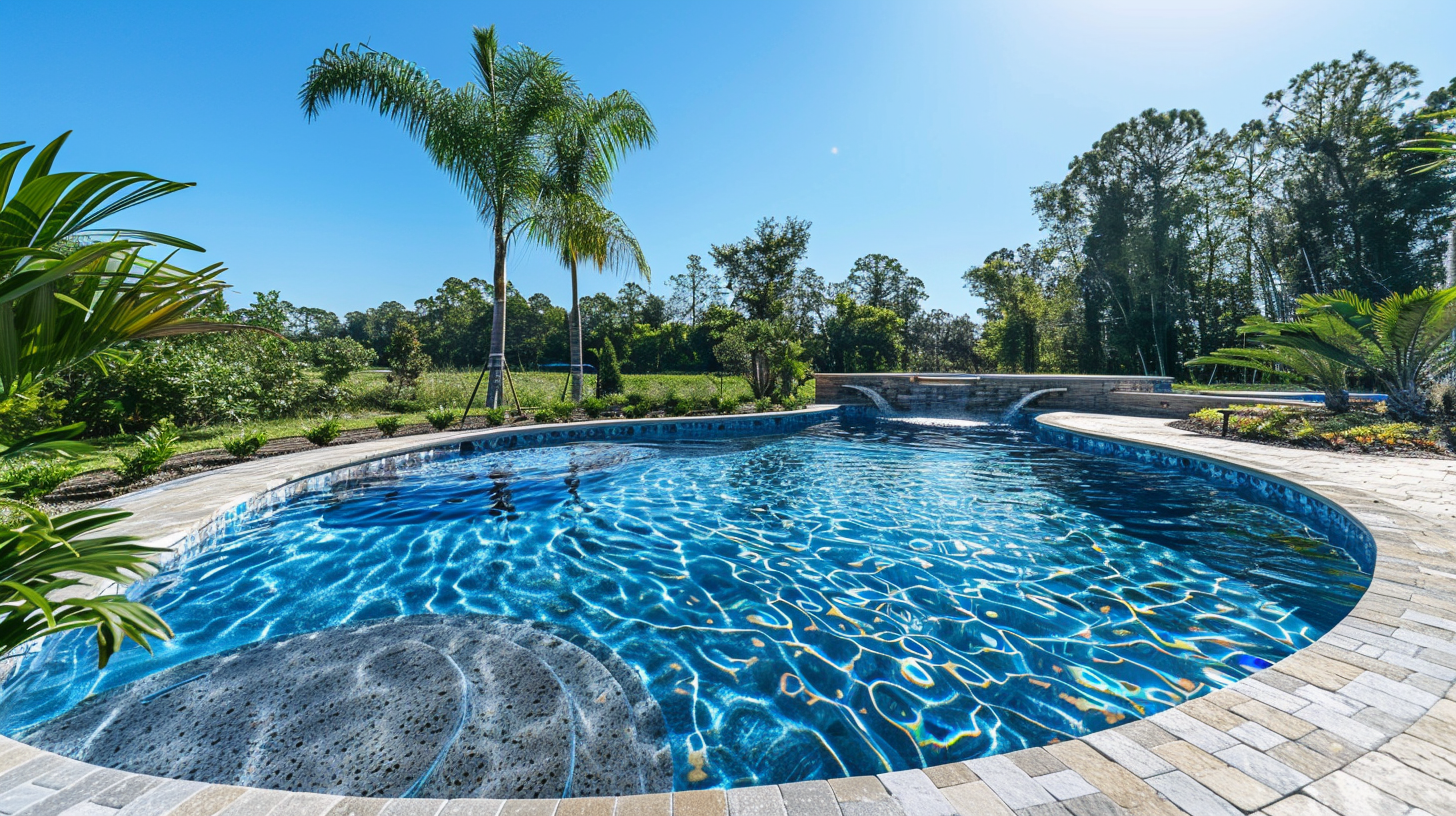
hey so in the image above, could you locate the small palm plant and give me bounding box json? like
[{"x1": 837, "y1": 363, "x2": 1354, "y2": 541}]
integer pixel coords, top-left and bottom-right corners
[
  {"x1": 222, "y1": 430, "x2": 268, "y2": 459},
  {"x1": 1191, "y1": 314, "x2": 1358, "y2": 413},
  {"x1": 303, "y1": 418, "x2": 343, "y2": 447},
  {"x1": 116, "y1": 420, "x2": 180, "y2": 482},
  {"x1": 1245, "y1": 288, "x2": 1456, "y2": 420},
  {"x1": 374, "y1": 416, "x2": 403, "y2": 437},
  {"x1": 424, "y1": 406, "x2": 458, "y2": 431}
]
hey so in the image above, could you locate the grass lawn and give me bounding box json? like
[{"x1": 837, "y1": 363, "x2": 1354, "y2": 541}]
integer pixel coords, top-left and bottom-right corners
[
  {"x1": 1173, "y1": 381, "x2": 1315, "y2": 392},
  {"x1": 67, "y1": 370, "x2": 782, "y2": 475},
  {"x1": 398, "y1": 369, "x2": 760, "y2": 410}
]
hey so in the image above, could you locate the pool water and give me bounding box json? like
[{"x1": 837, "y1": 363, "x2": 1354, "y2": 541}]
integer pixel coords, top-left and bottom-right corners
[{"x1": 0, "y1": 418, "x2": 1369, "y2": 789}]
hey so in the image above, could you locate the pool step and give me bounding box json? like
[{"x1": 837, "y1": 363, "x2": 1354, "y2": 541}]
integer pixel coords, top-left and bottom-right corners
[{"x1": 21, "y1": 614, "x2": 672, "y2": 799}]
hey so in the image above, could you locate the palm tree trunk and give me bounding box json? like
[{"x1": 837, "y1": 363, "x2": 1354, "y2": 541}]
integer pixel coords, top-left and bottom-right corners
[
  {"x1": 568, "y1": 256, "x2": 584, "y2": 402},
  {"x1": 485, "y1": 227, "x2": 509, "y2": 409}
]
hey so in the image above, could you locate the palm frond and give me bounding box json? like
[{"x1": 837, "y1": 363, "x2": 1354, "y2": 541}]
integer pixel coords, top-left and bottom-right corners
[
  {"x1": 0, "y1": 247, "x2": 266, "y2": 398},
  {"x1": 0, "y1": 501, "x2": 171, "y2": 668}
]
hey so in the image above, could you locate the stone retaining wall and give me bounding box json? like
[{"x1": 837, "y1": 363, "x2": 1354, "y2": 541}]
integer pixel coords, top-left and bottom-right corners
[
  {"x1": 1103, "y1": 390, "x2": 1314, "y2": 418},
  {"x1": 814, "y1": 372, "x2": 1173, "y2": 414}
]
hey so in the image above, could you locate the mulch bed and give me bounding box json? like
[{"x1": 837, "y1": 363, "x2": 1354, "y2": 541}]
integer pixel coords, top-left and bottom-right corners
[{"x1": 1169, "y1": 417, "x2": 1456, "y2": 460}]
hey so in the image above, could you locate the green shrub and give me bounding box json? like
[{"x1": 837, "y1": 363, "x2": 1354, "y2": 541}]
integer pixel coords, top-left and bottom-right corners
[
  {"x1": 625, "y1": 392, "x2": 648, "y2": 407},
  {"x1": 303, "y1": 418, "x2": 343, "y2": 447},
  {"x1": 0, "y1": 457, "x2": 81, "y2": 501},
  {"x1": 385, "y1": 324, "x2": 431, "y2": 398},
  {"x1": 117, "y1": 420, "x2": 180, "y2": 481},
  {"x1": 707, "y1": 394, "x2": 746, "y2": 413},
  {"x1": 0, "y1": 388, "x2": 68, "y2": 444},
  {"x1": 664, "y1": 393, "x2": 698, "y2": 416},
  {"x1": 596, "y1": 338, "x2": 623, "y2": 397},
  {"x1": 782, "y1": 394, "x2": 807, "y2": 410},
  {"x1": 425, "y1": 406, "x2": 458, "y2": 431},
  {"x1": 533, "y1": 401, "x2": 575, "y2": 423},
  {"x1": 1433, "y1": 382, "x2": 1456, "y2": 418},
  {"x1": 305, "y1": 337, "x2": 376, "y2": 386},
  {"x1": 221, "y1": 429, "x2": 268, "y2": 459},
  {"x1": 60, "y1": 331, "x2": 316, "y2": 431},
  {"x1": 621, "y1": 402, "x2": 651, "y2": 419},
  {"x1": 483, "y1": 408, "x2": 507, "y2": 427},
  {"x1": 754, "y1": 397, "x2": 773, "y2": 413},
  {"x1": 579, "y1": 397, "x2": 607, "y2": 418},
  {"x1": 375, "y1": 415, "x2": 403, "y2": 437}
]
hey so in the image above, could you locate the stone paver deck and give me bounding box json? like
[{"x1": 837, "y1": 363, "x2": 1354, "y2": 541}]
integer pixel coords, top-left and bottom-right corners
[{"x1": 3, "y1": 409, "x2": 1454, "y2": 816}]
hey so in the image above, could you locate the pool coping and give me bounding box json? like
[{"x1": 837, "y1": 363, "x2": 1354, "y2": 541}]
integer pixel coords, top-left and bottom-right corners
[{"x1": 0, "y1": 408, "x2": 1452, "y2": 816}]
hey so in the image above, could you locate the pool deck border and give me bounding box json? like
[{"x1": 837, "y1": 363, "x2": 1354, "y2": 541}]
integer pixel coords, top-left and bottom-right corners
[{"x1": 1, "y1": 408, "x2": 1454, "y2": 816}]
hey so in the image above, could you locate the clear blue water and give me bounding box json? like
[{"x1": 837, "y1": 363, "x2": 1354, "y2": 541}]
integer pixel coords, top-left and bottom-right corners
[{"x1": 0, "y1": 418, "x2": 1369, "y2": 789}]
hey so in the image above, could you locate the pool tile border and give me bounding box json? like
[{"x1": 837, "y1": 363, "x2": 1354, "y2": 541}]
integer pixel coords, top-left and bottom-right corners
[{"x1": 2, "y1": 408, "x2": 1454, "y2": 816}]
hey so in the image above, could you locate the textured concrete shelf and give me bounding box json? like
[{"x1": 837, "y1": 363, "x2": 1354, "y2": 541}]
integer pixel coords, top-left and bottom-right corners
[{"x1": 1, "y1": 408, "x2": 1453, "y2": 816}]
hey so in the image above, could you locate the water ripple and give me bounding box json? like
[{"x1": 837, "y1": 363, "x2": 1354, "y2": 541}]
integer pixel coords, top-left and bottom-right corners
[{"x1": 0, "y1": 418, "x2": 1368, "y2": 789}]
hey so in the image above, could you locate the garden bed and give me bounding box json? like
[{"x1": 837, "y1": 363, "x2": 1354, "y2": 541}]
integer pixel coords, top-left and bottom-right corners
[{"x1": 1172, "y1": 403, "x2": 1455, "y2": 458}]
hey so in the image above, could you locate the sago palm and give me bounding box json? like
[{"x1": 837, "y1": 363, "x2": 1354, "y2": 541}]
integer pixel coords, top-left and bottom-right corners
[
  {"x1": 533, "y1": 92, "x2": 655, "y2": 401},
  {"x1": 300, "y1": 26, "x2": 574, "y2": 410},
  {"x1": 1252, "y1": 287, "x2": 1456, "y2": 420},
  {"x1": 1190, "y1": 314, "x2": 1357, "y2": 413}
]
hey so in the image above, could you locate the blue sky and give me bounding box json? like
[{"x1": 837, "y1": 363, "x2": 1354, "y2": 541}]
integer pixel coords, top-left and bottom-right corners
[{"x1": 5, "y1": 0, "x2": 1456, "y2": 318}]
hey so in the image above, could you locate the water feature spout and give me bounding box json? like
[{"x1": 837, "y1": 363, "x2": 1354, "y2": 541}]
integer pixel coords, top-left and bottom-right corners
[
  {"x1": 998, "y1": 388, "x2": 1068, "y2": 424},
  {"x1": 842, "y1": 384, "x2": 895, "y2": 415}
]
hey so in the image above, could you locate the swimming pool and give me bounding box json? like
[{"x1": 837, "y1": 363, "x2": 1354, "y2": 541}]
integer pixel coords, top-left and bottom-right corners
[{"x1": 0, "y1": 416, "x2": 1369, "y2": 793}]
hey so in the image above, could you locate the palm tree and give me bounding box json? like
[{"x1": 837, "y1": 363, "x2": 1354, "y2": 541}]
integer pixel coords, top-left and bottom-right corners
[
  {"x1": 300, "y1": 26, "x2": 574, "y2": 410},
  {"x1": 1401, "y1": 108, "x2": 1456, "y2": 173},
  {"x1": 533, "y1": 92, "x2": 655, "y2": 401}
]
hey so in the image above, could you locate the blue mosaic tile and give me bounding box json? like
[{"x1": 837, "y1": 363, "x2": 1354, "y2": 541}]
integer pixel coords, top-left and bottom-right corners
[{"x1": 1034, "y1": 424, "x2": 1375, "y2": 573}]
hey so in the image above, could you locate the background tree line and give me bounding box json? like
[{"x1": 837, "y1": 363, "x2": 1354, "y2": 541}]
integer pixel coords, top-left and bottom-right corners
[
  {"x1": 337, "y1": 217, "x2": 979, "y2": 386},
  {"x1": 967, "y1": 51, "x2": 1456, "y2": 380}
]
